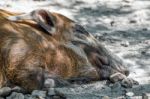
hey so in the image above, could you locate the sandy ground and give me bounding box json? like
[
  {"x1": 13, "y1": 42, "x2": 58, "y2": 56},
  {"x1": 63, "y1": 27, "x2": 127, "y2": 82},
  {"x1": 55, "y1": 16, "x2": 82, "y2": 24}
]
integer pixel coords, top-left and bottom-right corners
[{"x1": 0, "y1": 0, "x2": 149, "y2": 85}]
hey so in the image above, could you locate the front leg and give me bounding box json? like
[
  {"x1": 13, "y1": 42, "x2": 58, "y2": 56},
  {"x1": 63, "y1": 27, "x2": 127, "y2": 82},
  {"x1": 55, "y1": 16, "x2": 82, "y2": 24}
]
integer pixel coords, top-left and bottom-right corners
[
  {"x1": 109, "y1": 72, "x2": 139, "y2": 88},
  {"x1": 42, "y1": 71, "x2": 70, "y2": 90},
  {"x1": 43, "y1": 77, "x2": 70, "y2": 89}
]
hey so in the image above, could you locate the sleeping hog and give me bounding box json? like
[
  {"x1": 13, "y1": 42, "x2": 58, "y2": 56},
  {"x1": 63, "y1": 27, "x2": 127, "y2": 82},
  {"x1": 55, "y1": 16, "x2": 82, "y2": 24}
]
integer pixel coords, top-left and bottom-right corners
[{"x1": 0, "y1": 9, "x2": 138, "y2": 92}]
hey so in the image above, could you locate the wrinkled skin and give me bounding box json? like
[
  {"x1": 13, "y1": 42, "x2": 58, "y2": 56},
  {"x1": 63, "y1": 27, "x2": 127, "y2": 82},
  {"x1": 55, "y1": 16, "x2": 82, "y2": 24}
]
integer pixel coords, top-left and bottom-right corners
[{"x1": 0, "y1": 9, "x2": 138, "y2": 92}]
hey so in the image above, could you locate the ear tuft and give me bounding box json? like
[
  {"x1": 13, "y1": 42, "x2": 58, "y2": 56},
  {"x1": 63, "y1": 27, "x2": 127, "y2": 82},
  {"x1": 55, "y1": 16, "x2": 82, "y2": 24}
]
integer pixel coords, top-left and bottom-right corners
[
  {"x1": 7, "y1": 9, "x2": 56, "y2": 35},
  {"x1": 31, "y1": 9, "x2": 56, "y2": 35}
]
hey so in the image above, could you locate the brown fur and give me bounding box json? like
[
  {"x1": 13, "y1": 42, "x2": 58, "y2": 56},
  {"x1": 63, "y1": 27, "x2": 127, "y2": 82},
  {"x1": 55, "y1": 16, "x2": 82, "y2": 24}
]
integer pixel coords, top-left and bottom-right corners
[
  {"x1": 0, "y1": 9, "x2": 99, "y2": 91},
  {"x1": 0, "y1": 9, "x2": 137, "y2": 92}
]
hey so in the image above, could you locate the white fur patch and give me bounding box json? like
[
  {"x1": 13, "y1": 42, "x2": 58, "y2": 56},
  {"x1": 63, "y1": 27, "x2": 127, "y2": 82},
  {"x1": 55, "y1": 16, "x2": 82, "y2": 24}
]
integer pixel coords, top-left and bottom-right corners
[
  {"x1": 86, "y1": 35, "x2": 96, "y2": 44},
  {"x1": 7, "y1": 16, "x2": 18, "y2": 21},
  {"x1": 7, "y1": 13, "x2": 33, "y2": 21}
]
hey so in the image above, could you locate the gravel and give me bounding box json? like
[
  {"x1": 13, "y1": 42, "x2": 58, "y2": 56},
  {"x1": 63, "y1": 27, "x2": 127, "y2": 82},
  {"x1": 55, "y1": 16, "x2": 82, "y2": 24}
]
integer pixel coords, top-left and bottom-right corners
[{"x1": 0, "y1": 0, "x2": 149, "y2": 98}]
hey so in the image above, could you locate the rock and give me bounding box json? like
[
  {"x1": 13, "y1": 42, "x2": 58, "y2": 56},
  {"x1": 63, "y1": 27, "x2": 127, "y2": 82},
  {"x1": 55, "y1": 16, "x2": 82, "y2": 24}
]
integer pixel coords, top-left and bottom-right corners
[
  {"x1": 142, "y1": 93, "x2": 150, "y2": 99},
  {"x1": 54, "y1": 85, "x2": 110, "y2": 99},
  {"x1": 47, "y1": 88, "x2": 56, "y2": 96},
  {"x1": 111, "y1": 82, "x2": 122, "y2": 91},
  {"x1": 123, "y1": 0, "x2": 130, "y2": 3},
  {"x1": 27, "y1": 96, "x2": 38, "y2": 99},
  {"x1": 121, "y1": 41, "x2": 129, "y2": 47},
  {"x1": 101, "y1": 86, "x2": 111, "y2": 92},
  {"x1": 11, "y1": 86, "x2": 26, "y2": 93},
  {"x1": 109, "y1": 39, "x2": 115, "y2": 43},
  {"x1": 29, "y1": 96, "x2": 39, "y2": 99},
  {"x1": 44, "y1": 78, "x2": 55, "y2": 88},
  {"x1": 6, "y1": 92, "x2": 24, "y2": 99},
  {"x1": 0, "y1": 87, "x2": 12, "y2": 97},
  {"x1": 141, "y1": 51, "x2": 146, "y2": 55},
  {"x1": 103, "y1": 33, "x2": 108, "y2": 36},
  {"x1": 50, "y1": 95, "x2": 62, "y2": 99},
  {"x1": 6, "y1": 4, "x2": 11, "y2": 7},
  {"x1": 142, "y1": 28, "x2": 148, "y2": 31},
  {"x1": 110, "y1": 21, "x2": 115, "y2": 26},
  {"x1": 24, "y1": 94, "x2": 31, "y2": 99},
  {"x1": 129, "y1": 20, "x2": 136, "y2": 24},
  {"x1": 32, "y1": 90, "x2": 46, "y2": 99},
  {"x1": 144, "y1": 40, "x2": 150, "y2": 44},
  {"x1": 102, "y1": 96, "x2": 110, "y2": 99},
  {"x1": 29, "y1": 96, "x2": 38, "y2": 99},
  {"x1": 126, "y1": 91, "x2": 134, "y2": 97}
]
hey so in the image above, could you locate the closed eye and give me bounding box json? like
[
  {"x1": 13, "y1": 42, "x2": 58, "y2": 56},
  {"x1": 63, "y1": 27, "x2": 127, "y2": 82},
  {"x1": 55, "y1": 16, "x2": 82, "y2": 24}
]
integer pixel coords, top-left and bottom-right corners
[{"x1": 74, "y1": 24, "x2": 89, "y2": 35}]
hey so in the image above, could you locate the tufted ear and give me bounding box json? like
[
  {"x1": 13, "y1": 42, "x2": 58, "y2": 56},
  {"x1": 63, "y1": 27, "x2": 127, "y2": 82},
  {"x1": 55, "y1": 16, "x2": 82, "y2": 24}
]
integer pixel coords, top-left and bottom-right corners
[
  {"x1": 31, "y1": 9, "x2": 56, "y2": 35},
  {"x1": 8, "y1": 9, "x2": 56, "y2": 35}
]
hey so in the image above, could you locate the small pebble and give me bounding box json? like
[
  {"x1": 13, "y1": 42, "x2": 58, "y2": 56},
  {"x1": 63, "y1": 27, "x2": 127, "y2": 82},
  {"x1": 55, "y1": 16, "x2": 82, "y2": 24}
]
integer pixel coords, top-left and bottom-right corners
[
  {"x1": 121, "y1": 41, "x2": 129, "y2": 47},
  {"x1": 6, "y1": 4, "x2": 11, "y2": 7},
  {"x1": 11, "y1": 86, "x2": 26, "y2": 93},
  {"x1": 141, "y1": 51, "x2": 146, "y2": 55},
  {"x1": 51, "y1": 95, "x2": 62, "y2": 99},
  {"x1": 126, "y1": 92, "x2": 134, "y2": 97},
  {"x1": 6, "y1": 92, "x2": 24, "y2": 99},
  {"x1": 142, "y1": 93, "x2": 150, "y2": 99},
  {"x1": 44, "y1": 78, "x2": 55, "y2": 88},
  {"x1": 110, "y1": 21, "x2": 115, "y2": 26},
  {"x1": 111, "y1": 82, "x2": 121, "y2": 91},
  {"x1": 129, "y1": 20, "x2": 136, "y2": 24},
  {"x1": 0, "y1": 87, "x2": 11, "y2": 97},
  {"x1": 48, "y1": 88, "x2": 55, "y2": 96},
  {"x1": 32, "y1": 90, "x2": 46, "y2": 98},
  {"x1": 24, "y1": 94, "x2": 31, "y2": 99},
  {"x1": 142, "y1": 28, "x2": 148, "y2": 31},
  {"x1": 102, "y1": 96, "x2": 110, "y2": 99}
]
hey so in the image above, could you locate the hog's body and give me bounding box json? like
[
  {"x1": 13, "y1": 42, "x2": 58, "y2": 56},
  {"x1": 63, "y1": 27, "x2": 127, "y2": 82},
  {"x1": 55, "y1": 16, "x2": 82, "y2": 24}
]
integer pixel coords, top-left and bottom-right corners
[{"x1": 0, "y1": 9, "x2": 137, "y2": 92}]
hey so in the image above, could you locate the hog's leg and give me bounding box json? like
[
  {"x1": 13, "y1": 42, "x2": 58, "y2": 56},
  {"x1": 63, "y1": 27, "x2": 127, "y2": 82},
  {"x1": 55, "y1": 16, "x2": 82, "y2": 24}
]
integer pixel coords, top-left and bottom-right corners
[{"x1": 110, "y1": 72, "x2": 139, "y2": 87}]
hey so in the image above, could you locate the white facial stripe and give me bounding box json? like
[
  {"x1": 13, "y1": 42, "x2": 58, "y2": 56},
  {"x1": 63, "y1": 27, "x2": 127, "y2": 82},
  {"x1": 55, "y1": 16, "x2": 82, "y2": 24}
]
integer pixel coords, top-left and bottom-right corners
[
  {"x1": 7, "y1": 13, "x2": 33, "y2": 21},
  {"x1": 86, "y1": 35, "x2": 96, "y2": 44},
  {"x1": 7, "y1": 16, "x2": 18, "y2": 21}
]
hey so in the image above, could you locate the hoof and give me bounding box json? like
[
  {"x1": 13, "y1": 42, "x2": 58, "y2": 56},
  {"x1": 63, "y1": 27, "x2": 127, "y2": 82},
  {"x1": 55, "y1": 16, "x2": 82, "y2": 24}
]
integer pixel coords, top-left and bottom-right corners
[{"x1": 121, "y1": 78, "x2": 139, "y2": 88}]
